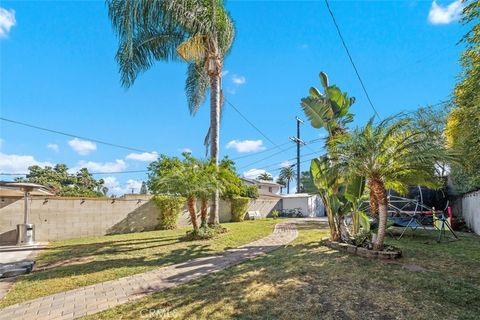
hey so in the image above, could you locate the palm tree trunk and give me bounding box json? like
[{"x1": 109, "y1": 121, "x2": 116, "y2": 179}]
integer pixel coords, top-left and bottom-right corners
[
  {"x1": 207, "y1": 47, "x2": 222, "y2": 226},
  {"x1": 200, "y1": 195, "x2": 208, "y2": 228},
  {"x1": 287, "y1": 180, "x2": 290, "y2": 194},
  {"x1": 187, "y1": 195, "x2": 199, "y2": 231},
  {"x1": 370, "y1": 176, "x2": 388, "y2": 251},
  {"x1": 368, "y1": 179, "x2": 379, "y2": 216}
]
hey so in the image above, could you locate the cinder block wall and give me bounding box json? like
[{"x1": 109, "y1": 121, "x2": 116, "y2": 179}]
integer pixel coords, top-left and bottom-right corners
[
  {"x1": 0, "y1": 196, "x2": 279, "y2": 243},
  {"x1": 462, "y1": 190, "x2": 480, "y2": 235}
]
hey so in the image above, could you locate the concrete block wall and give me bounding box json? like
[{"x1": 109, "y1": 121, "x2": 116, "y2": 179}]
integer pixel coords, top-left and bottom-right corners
[
  {"x1": 0, "y1": 196, "x2": 278, "y2": 243},
  {"x1": 461, "y1": 189, "x2": 480, "y2": 235}
]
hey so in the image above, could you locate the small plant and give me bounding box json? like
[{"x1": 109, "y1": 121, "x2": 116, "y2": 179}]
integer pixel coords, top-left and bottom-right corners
[
  {"x1": 231, "y1": 197, "x2": 250, "y2": 222},
  {"x1": 271, "y1": 210, "x2": 279, "y2": 219},
  {"x1": 153, "y1": 195, "x2": 185, "y2": 229},
  {"x1": 183, "y1": 224, "x2": 229, "y2": 241}
]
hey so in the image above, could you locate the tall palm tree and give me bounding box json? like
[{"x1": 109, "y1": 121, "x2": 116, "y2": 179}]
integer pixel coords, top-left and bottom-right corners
[
  {"x1": 257, "y1": 172, "x2": 273, "y2": 181},
  {"x1": 279, "y1": 165, "x2": 295, "y2": 193},
  {"x1": 107, "y1": 0, "x2": 235, "y2": 225},
  {"x1": 334, "y1": 116, "x2": 451, "y2": 250}
]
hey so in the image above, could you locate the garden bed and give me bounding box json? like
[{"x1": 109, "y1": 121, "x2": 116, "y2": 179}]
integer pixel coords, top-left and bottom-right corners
[{"x1": 321, "y1": 238, "x2": 402, "y2": 259}]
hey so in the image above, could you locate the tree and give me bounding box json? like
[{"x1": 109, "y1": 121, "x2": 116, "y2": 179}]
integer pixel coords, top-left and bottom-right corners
[
  {"x1": 140, "y1": 181, "x2": 148, "y2": 194},
  {"x1": 148, "y1": 153, "x2": 217, "y2": 232},
  {"x1": 299, "y1": 171, "x2": 316, "y2": 193},
  {"x1": 300, "y1": 71, "x2": 356, "y2": 241},
  {"x1": 257, "y1": 172, "x2": 273, "y2": 181},
  {"x1": 334, "y1": 116, "x2": 451, "y2": 250},
  {"x1": 107, "y1": 0, "x2": 235, "y2": 226},
  {"x1": 279, "y1": 165, "x2": 295, "y2": 194},
  {"x1": 16, "y1": 164, "x2": 107, "y2": 197},
  {"x1": 276, "y1": 177, "x2": 286, "y2": 194},
  {"x1": 446, "y1": 0, "x2": 480, "y2": 194}
]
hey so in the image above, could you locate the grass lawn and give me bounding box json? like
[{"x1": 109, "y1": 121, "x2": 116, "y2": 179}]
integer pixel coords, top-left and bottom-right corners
[
  {"x1": 85, "y1": 221, "x2": 480, "y2": 320},
  {"x1": 0, "y1": 219, "x2": 278, "y2": 308}
]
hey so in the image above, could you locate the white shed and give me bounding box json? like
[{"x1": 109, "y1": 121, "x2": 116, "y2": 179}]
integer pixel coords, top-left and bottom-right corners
[{"x1": 281, "y1": 193, "x2": 324, "y2": 217}]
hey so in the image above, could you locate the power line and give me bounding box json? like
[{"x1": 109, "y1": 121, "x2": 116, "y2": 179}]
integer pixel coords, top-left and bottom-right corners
[
  {"x1": 0, "y1": 170, "x2": 149, "y2": 176},
  {"x1": 238, "y1": 138, "x2": 324, "y2": 170},
  {"x1": 230, "y1": 140, "x2": 292, "y2": 161},
  {"x1": 224, "y1": 98, "x2": 285, "y2": 150},
  {"x1": 0, "y1": 117, "x2": 151, "y2": 153},
  {"x1": 324, "y1": 0, "x2": 381, "y2": 120}
]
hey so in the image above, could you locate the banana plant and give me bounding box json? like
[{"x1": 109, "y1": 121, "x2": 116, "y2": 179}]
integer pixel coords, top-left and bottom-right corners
[{"x1": 344, "y1": 175, "x2": 367, "y2": 235}]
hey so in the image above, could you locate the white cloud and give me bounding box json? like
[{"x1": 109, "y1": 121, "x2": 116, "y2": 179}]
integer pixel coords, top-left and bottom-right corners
[
  {"x1": 280, "y1": 160, "x2": 293, "y2": 168},
  {"x1": 232, "y1": 74, "x2": 246, "y2": 85},
  {"x1": 226, "y1": 140, "x2": 265, "y2": 153},
  {"x1": 0, "y1": 8, "x2": 15, "y2": 38},
  {"x1": 222, "y1": 70, "x2": 229, "y2": 77},
  {"x1": 70, "y1": 159, "x2": 127, "y2": 173},
  {"x1": 47, "y1": 143, "x2": 59, "y2": 152},
  {"x1": 68, "y1": 138, "x2": 97, "y2": 155},
  {"x1": 102, "y1": 176, "x2": 143, "y2": 195},
  {"x1": 125, "y1": 152, "x2": 158, "y2": 162},
  {"x1": 0, "y1": 152, "x2": 53, "y2": 174},
  {"x1": 181, "y1": 148, "x2": 192, "y2": 153},
  {"x1": 428, "y1": 0, "x2": 464, "y2": 25},
  {"x1": 243, "y1": 168, "x2": 272, "y2": 180},
  {"x1": 0, "y1": 138, "x2": 4, "y2": 149}
]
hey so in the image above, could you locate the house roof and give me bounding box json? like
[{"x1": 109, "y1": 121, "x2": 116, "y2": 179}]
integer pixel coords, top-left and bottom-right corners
[
  {"x1": 281, "y1": 193, "x2": 314, "y2": 198},
  {"x1": 241, "y1": 177, "x2": 283, "y2": 187}
]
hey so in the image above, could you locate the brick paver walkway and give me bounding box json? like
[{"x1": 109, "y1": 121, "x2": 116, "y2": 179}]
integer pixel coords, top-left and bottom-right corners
[{"x1": 0, "y1": 222, "x2": 297, "y2": 320}]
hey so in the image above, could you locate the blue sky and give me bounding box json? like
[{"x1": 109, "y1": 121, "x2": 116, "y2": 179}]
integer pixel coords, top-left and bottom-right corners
[{"x1": 0, "y1": 0, "x2": 468, "y2": 194}]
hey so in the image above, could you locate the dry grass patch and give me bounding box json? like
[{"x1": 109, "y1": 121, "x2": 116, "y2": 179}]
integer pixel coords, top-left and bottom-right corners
[
  {"x1": 85, "y1": 221, "x2": 480, "y2": 320},
  {"x1": 0, "y1": 219, "x2": 278, "y2": 308}
]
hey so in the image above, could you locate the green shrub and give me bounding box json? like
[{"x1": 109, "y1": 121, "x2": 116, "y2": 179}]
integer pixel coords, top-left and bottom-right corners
[
  {"x1": 231, "y1": 196, "x2": 250, "y2": 222},
  {"x1": 184, "y1": 224, "x2": 228, "y2": 241},
  {"x1": 271, "y1": 210, "x2": 279, "y2": 219},
  {"x1": 153, "y1": 195, "x2": 185, "y2": 229}
]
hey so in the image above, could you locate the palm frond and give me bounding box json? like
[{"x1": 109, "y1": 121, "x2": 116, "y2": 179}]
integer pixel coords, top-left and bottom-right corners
[{"x1": 185, "y1": 62, "x2": 210, "y2": 114}]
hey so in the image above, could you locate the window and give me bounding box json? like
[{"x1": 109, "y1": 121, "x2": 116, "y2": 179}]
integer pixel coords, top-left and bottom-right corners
[{"x1": 269, "y1": 187, "x2": 272, "y2": 193}]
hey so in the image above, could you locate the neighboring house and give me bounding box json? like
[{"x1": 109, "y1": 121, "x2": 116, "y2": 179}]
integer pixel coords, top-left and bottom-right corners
[
  {"x1": 241, "y1": 178, "x2": 283, "y2": 196},
  {"x1": 241, "y1": 178, "x2": 324, "y2": 217},
  {"x1": 281, "y1": 193, "x2": 325, "y2": 217}
]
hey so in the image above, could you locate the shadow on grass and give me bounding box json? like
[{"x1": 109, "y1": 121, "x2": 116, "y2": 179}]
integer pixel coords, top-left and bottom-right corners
[{"x1": 90, "y1": 223, "x2": 480, "y2": 320}]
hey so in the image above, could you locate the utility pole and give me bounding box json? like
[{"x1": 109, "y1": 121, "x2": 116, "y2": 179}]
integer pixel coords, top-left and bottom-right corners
[{"x1": 289, "y1": 117, "x2": 304, "y2": 193}]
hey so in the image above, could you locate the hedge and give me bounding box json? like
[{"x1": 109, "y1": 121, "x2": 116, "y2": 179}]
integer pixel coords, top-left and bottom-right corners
[
  {"x1": 153, "y1": 195, "x2": 185, "y2": 229},
  {"x1": 231, "y1": 196, "x2": 250, "y2": 222}
]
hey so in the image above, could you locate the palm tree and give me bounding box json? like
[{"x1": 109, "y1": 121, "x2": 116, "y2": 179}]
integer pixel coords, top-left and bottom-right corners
[
  {"x1": 334, "y1": 116, "x2": 451, "y2": 250},
  {"x1": 276, "y1": 177, "x2": 287, "y2": 194},
  {"x1": 257, "y1": 172, "x2": 273, "y2": 181},
  {"x1": 279, "y1": 165, "x2": 295, "y2": 193},
  {"x1": 107, "y1": 0, "x2": 235, "y2": 225}
]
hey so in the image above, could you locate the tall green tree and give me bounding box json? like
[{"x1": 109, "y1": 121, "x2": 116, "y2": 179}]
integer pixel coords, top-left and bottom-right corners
[
  {"x1": 16, "y1": 164, "x2": 107, "y2": 197},
  {"x1": 279, "y1": 165, "x2": 295, "y2": 194},
  {"x1": 107, "y1": 0, "x2": 235, "y2": 225},
  {"x1": 334, "y1": 116, "x2": 451, "y2": 250},
  {"x1": 300, "y1": 71, "x2": 356, "y2": 241},
  {"x1": 446, "y1": 0, "x2": 480, "y2": 194},
  {"x1": 299, "y1": 171, "x2": 316, "y2": 193},
  {"x1": 257, "y1": 172, "x2": 273, "y2": 181}
]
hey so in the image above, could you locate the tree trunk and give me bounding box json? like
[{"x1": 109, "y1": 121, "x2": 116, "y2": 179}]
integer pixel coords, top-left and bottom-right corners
[
  {"x1": 287, "y1": 180, "x2": 290, "y2": 194},
  {"x1": 200, "y1": 195, "x2": 208, "y2": 228},
  {"x1": 370, "y1": 176, "x2": 388, "y2": 251},
  {"x1": 207, "y1": 46, "x2": 222, "y2": 226},
  {"x1": 368, "y1": 180, "x2": 379, "y2": 216},
  {"x1": 187, "y1": 195, "x2": 198, "y2": 231}
]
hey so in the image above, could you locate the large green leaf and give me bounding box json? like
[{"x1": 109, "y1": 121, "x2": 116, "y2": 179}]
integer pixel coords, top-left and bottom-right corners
[
  {"x1": 300, "y1": 97, "x2": 331, "y2": 129},
  {"x1": 344, "y1": 176, "x2": 366, "y2": 203}
]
